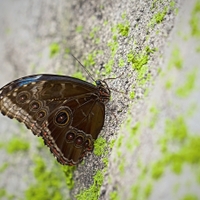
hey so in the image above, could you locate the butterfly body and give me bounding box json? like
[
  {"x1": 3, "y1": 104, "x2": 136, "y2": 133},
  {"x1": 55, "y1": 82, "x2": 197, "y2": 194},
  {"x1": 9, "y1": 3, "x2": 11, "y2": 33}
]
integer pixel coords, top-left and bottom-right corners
[{"x1": 0, "y1": 74, "x2": 110, "y2": 165}]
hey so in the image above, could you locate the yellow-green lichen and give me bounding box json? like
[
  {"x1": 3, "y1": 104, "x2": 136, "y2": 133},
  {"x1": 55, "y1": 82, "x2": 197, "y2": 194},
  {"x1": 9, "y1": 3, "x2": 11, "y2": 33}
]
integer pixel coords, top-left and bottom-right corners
[
  {"x1": 83, "y1": 53, "x2": 96, "y2": 67},
  {"x1": 144, "y1": 182, "x2": 152, "y2": 198},
  {"x1": 149, "y1": 7, "x2": 168, "y2": 27},
  {"x1": 0, "y1": 163, "x2": 9, "y2": 173},
  {"x1": 6, "y1": 137, "x2": 30, "y2": 154},
  {"x1": 76, "y1": 170, "x2": 104, "y2": 200},
  {"x1": 190, "y1": 0, "x2": 200, "y2": 38},
  {"x1": 149, "y1": 106, "x2": 159, "y2": 129},
  {"x1": 76, "y1": 26, "x2": 83, "y2": 33},
  {"x1": 129, "y1": 90, "x2": 135, "y2": 99},
  {"x1": 158, "y1": 116, "x2": 200, "y2": 176},
  {"x1": 176, "y1": 68, "x2": 197, "y2": 98},
  {"x1": 83, "y1": 50, "x2": 103, "y2": 69},
  {"x1": 109, "y1": 191, "x2": 120, "y2": 200},
  {"x1": 151, "y1": 160, "x2": 165, "y2": 179},
  {"x1": 118, "y1": 58, "x2": 125, "y2": 67},
  {"x1": 107, "y1": 40, "x2": 118, "y2": 58},
  {"x1": 62, "y1": 165, "x2": 76, "y2": 190},
  {"x1": 0, "y1": 189, "x2": 14, "y2": 200},
  {"x1": 168, "y1": 47, "x2": 183, "y2": 69},
  {"x1": 181, "y1": 194, "x2": 199, "y2": 200},
  {"x1": 109, "y1": 139, "x2": 116, "y2": 149},
  {"x1": 196, "y1": 45, "x2": 200, "y2": 52},
  {"x1": 49, "y1": 43, "x2": 60, "y2": 58},
  {"x1": 104, "y1": 59, "x2": 114, "y2": 74},
  {"x1": 118, "y1": 157, "x2": 125, "y2": 174},
  {"x1": 117, "y1": 22, "x2": 130, "y2": 37},
  {"x1": 25, "y1": 157, "x2": 70, "y2": 200},
  {"x1": 94, "y1": 137, "x2": 107, "y2": 156},
  {"x1": 89, "y1": 27, "x2": 100, "y2": 39},
  {"x1": 165, "y1": 79, "x2": 173, "y2": 89},
  {"x1": 126, "y1": 123, "x2": 140, "y2": 151},
  {"x1": 72, "y1": 72, "x2": 86, "y2": 81},
  {"x1": 127, "y1": 51, "x2": 148, "y2": 70}
]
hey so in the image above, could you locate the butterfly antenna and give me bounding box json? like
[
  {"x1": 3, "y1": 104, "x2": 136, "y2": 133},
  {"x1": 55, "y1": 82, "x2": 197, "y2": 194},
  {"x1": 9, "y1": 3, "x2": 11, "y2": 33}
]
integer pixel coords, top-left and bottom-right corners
[{"x1": 70, "y1": 53, "x2": 96, "y2": 83}]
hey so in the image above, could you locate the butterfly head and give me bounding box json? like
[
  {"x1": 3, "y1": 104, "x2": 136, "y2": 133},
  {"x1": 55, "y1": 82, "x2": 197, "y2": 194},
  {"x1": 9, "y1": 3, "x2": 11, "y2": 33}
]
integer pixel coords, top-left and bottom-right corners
[{"x1": 95, "y1": 79, "x2": 110, "y2": 104}]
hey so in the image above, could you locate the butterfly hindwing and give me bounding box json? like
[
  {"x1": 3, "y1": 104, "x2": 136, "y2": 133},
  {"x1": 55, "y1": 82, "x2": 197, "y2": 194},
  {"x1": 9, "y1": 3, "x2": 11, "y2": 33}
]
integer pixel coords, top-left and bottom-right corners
[{"x1": 0, "y1": 74, "x2": 110, "y2": 165}]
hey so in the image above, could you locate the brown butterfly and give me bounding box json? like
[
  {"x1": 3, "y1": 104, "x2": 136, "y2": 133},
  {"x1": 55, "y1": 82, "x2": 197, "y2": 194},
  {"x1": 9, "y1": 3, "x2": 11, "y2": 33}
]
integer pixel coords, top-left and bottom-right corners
[{"x1": 0, "y1": 74, "x2": 110, "y2": 165}]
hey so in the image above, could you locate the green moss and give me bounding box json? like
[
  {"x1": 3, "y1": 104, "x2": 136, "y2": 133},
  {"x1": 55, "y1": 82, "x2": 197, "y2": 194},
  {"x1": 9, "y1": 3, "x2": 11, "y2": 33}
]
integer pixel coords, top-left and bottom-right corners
[
  {"x1": 181, "y1": 194, "x2": 198, "y2": 200},
  {"x1": 94, "y1": 137, "x2": 107, "y2": 156},
  {"x1": 0, "y1": 189, "x2": 6, "y2": 198},
  {"x1": 129, "y1": 91, "x2": 135, "y2": 99},
  {"x1": 130, "y1": 122, "x2": 140, "y2": 137},
  {"x1": 0, "y1": 189, "x2": 15, "y2": 200},
  {"x1": 127, "y1": 51, "x2": 148, "y2": 70},
  {"x1": 104, "y1": 20, "x2": 108, "y2": 25},
  {"x1": 149, "y1": 106, "x2": 159, "y2": 129},
  {"x1": 144, "y1": 182, "x2": 152, "y2": 198},
  {"x1": 72, "y1": 72, "x2": 86, "y2": 81},
  {"x1": 49, "y1": 43, "x2": 60, "y2": 58},
  {"x1": 104, "y1": 59, "x2": 114, "y2": 74},
  {"x1": 151, "y1": 0, "x2": 159, "y2": 9},
  {"x1": 149, "y1": 7, "x2": 168, "y2": 26},
  {"x1": 127, "y1": 46, "x2": 155, "y2": 73},
  {"x1": 109, "y1": 191, "x2": 120, "y2": 200},
  {"x1": 117, "y1": 22, "x2": 130, "y2": 37},
  {"x1": 121, "y1": 12, "x2": 127, "y2": 20},
  {"x1": 125, "y1": 122, "x2": 140, "y2": 151},
  {"x1": 190, "y1": 1, "x2": 200, "y2": 37},
  {"x1": 196, "y1": 45, "x2": 200, "y2": 52},
  {"x1": 0, "y1": 163, "x2": 9, "y2": 173},
  {"x1": 170, "y1": 0, "x2": 175, "y2": 8},
  {"x1": 130, "y1": 184, "x2": 139, "y2": 200},
  {"x1": 83, "y1": 53, "x2": 96, "y2": 67},
  {"x1": 176, "y1": 69, "x2": 197, "y2": 97},
  {"x1": 102, "y1": 157, "x2": 109, "y2": 167},
  {"x1": 107, "y1": 40, "x2": 118, "y2": 57},
  {"x1": 170, "y1": 136, "x2": 200, "y2": 165},
  {"x1": 165, "y1": 80, "x2": 173, "y2": 89},
  {"x1": 118, "y1": 157, "x2": 125, "y2": 174},
  {"x1": 158, "y1": 116, "x2": 200, "y2": 175},
  {"x1": 25, "y1": 157, "x2": 70, "y2": 200},
  {"x1": 76, "y1": 170, "x2": 104, "y2": 200},
  {"x1": 114, "y1": 134, "x2": 124, "y2": 160},
  {"x1": 76, "y1": 26, "x2": 83, "y2": 33},
  {"x1": 168, "y1": 47, "x2": 183, "y2": 69},
  {"x1": 151, "y1": 161, "x2": 164, "y2": 179},
  {"x1": 137, "y1": 65, "x2": 151, "y2": 85},
  {"x1": 62, "y1": 165, "x2": 76, "y2": 189},
  {"x1": 6, "y1": 137, "x2": 30, "y2": 154},
  {"x1": 165, "y1": 117, "x2": 188, "y2": 141},
  {"x1": 83, "y1": 50, "x2": 103, "y2": 69},
  {"x1": 89, "y1": 27, "x2": 100, "y2": 39},
  {"x1": 118, "y1": 58, "x2": 125, "y2": 67},
  {"x1": 109, "y1": 139, "x2": 116, "y2": 149}
]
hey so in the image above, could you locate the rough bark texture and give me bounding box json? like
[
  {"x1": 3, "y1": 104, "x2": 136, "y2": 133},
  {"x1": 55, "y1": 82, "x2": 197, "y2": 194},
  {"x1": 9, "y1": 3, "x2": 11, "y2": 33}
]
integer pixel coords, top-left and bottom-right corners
[{"x1": 0, "y1": 0, "x2": 200, "y2": 200}]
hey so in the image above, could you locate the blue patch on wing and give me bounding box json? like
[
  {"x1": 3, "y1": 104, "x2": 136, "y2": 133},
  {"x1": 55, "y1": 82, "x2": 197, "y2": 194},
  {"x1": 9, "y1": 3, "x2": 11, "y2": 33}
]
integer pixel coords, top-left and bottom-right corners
[{"x1": 17, "y1": 75, "x2": 42, "y2": 87}]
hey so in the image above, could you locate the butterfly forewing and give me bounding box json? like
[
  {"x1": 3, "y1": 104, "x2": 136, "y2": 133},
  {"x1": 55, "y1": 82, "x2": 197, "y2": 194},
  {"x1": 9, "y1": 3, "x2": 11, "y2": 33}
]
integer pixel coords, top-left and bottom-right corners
[{"x1": 0, "y1": 74, "x2": 110, "y2": 165}]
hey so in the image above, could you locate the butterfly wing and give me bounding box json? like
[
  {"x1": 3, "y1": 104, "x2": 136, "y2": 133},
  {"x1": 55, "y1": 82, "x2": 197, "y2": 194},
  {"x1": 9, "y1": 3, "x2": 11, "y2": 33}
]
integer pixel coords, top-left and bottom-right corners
[{"x1": 0, "y1": 74, "x2": 106, "y2": 165}]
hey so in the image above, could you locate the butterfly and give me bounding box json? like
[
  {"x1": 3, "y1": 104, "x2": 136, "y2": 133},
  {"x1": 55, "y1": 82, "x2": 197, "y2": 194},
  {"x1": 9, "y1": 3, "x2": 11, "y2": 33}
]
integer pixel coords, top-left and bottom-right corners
[{"x1": 0, "y1": 74, "x2": 110, "y2": 165}]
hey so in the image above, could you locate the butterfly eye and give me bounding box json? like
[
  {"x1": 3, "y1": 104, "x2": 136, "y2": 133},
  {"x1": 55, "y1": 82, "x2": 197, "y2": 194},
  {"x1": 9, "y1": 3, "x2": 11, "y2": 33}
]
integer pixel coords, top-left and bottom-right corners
[
  {"x1": 84, "y1": 139, "x2": 92, "y2": 150},
  {"x1": 56, "y1": 111, "x2": 69, "y2": 125},
  {"x1": 54, "y1": 107, "x2": 72, "y2": 127},
  {"x1": 37, "y1": 109, "x2": 47, "y2": 120},
  {"x1": 75, "y1": 136, "x2": 84, "y2": 146},
  {"x1": 66, "y1": 132, "x2": 75, "y2": 142},
  {"x1": 29, "y1": 100, "x2": 41, "y2": 112},
  {"x1": 16, "y1": 91, "x2": 30, "y2": 104}
]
